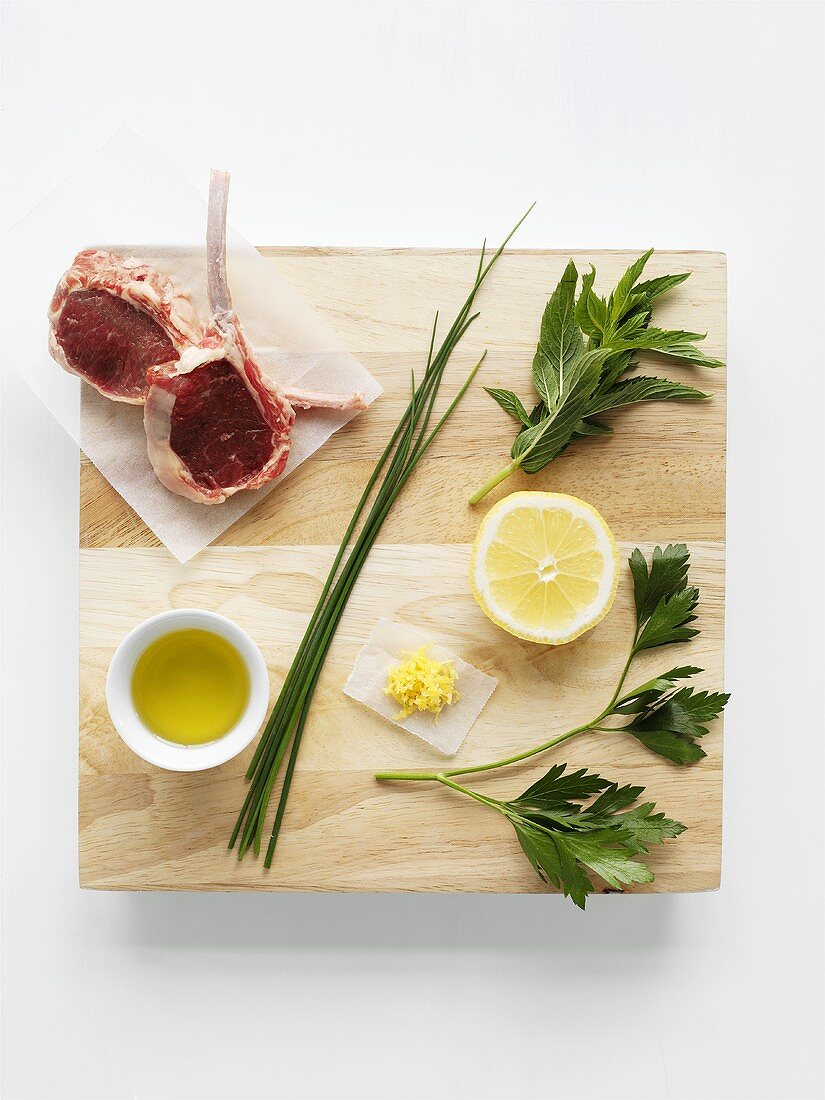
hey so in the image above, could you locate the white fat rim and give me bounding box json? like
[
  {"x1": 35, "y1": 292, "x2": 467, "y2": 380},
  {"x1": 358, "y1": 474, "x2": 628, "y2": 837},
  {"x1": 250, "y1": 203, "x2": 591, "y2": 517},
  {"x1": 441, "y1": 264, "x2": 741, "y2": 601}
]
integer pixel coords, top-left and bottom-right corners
[
  {"x1": 473, "y1": 493, "x2": 618, "y2": 641},
  {"x1": 143, "y1": 386, "x2": 214, "y2": 504},
  {"x1": 161, "y1": 343, "x2": 226, "y2": 379}
]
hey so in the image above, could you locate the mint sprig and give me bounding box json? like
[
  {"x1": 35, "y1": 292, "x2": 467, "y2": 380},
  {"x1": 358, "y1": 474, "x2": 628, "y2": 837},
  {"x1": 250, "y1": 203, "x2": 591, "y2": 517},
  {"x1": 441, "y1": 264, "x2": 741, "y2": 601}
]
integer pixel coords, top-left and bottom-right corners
[{"x1": 468, "y1": 250, "x2": 724, "y2": 504}]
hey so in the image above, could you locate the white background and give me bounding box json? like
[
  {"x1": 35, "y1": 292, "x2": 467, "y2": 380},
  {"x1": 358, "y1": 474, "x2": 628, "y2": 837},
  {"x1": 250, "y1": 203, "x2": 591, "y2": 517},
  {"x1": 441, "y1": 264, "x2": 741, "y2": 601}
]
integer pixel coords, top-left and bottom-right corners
[{"x1": 2, "y1": 3, "x2": 824, "y2": 1098}]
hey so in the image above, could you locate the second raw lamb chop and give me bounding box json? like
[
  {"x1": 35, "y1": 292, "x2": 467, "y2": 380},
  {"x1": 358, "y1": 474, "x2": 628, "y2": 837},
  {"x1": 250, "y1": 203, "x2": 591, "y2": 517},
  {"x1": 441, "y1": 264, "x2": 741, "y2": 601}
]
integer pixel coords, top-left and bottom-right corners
[{"x1": 144, "y1": 170, "x2": 365, "y2": 503}]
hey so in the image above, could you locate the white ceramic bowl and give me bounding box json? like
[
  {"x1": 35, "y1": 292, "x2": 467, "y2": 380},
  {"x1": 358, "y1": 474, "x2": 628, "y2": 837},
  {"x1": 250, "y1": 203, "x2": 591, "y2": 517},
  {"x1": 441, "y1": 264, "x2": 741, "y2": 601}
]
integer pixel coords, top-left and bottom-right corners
[{"x1": 106, "y1": 608, "x2": 269, "y2": 772}]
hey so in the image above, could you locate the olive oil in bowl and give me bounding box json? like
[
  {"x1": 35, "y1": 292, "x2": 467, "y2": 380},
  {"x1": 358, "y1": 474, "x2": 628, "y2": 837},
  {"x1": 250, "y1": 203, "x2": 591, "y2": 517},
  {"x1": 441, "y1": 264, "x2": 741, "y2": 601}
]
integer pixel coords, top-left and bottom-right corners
[{"x1": 131, "y1": 628, "x2": 250, "y2": 745}]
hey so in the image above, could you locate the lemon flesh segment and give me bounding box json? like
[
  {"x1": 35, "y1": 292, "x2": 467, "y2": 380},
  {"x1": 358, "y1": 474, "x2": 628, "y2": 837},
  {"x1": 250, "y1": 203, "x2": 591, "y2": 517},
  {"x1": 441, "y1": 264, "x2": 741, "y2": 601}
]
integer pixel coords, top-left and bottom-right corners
[{"x1": 470, "y1": 491, "x2": 620, "y2": 645}]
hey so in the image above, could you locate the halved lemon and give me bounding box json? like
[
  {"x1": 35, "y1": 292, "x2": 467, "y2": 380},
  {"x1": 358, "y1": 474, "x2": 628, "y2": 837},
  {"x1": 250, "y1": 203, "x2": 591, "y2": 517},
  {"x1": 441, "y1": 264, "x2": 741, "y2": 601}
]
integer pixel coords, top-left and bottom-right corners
[{"x1": 469, "y1": 492, "x2": 620, "y2": 645}]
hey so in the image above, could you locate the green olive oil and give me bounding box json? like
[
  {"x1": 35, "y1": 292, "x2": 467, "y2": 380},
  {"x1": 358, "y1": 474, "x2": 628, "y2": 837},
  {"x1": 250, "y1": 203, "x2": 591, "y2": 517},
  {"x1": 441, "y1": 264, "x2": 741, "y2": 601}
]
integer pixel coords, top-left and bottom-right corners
[{"x1": 131, "y1": 628, "x2": 249, "y2": 745}]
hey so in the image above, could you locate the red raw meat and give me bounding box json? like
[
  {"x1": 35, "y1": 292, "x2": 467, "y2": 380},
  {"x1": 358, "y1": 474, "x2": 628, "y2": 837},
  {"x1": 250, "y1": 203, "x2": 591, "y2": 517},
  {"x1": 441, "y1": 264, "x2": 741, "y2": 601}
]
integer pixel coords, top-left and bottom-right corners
[
  {"x1": 144, "y1": 170, "x2": 366, "y2": 504},
  {"x1": 48, "y1": 250, "x2": 202, "y2": 403}
]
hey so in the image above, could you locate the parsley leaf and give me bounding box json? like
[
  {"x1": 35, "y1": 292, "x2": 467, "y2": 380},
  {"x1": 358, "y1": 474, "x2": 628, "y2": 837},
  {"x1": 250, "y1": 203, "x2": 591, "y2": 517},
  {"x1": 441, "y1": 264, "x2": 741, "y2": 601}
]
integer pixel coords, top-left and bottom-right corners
[
  {"x1": 628, "y1": 543, "x2": 692, "y2": 623},
  {"x1": 636, "y1": 587, "x2": 700, "y2": 650},
  {"x1": 504, "y1": 764, "x2": 685, "y2": 908},
  {"x1": 377, "y1": 545, "x2": 725, "y2": 896},
  {"x1": 624, "y1": 687, "x2": 730, "y2": 764},
  {"x1": 513, "y1": 763, "x2": 610, "y2": 808},
  {"x1": 613, "y1": 665, "x2": 703, "y2": 713},
  {"x1": 514, "y1": 824, "x2": 596, "y2": 907},
  {"x1": 612, "y1": 803, "x2": 687, "y2": 853},
  {"x1": 609, "y1": 545, "x2": 727, "y2": 761}
]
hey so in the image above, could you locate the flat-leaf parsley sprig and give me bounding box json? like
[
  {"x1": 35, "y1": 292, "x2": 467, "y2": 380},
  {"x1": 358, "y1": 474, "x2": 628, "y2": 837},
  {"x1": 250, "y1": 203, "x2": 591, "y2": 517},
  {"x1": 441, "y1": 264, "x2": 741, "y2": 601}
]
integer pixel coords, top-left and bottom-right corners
[
  {"x1": 378, "y1": 543, "x2": 726, "y2": 902},
  {"x1": 395, "y1": 763, "x2": 686, "y2": 909},
  {"x1": 376, "y1": 544, "x2": 726, "y2": 903},
  {"x1": 377, "y1": 543, "x2": 728, "y2": 783},
  {"x1": 469, "y1": 250, "x2": 724, "y2": 504}
]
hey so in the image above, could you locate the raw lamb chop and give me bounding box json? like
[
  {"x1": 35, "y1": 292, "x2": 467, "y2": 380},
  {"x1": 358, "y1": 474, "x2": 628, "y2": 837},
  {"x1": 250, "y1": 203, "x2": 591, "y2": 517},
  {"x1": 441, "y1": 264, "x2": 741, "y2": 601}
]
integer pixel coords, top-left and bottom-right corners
[
  {"x1": 48, "y1": 249, "x2": 202, "y2": 403},
  {"x1": 144, "y1": 170, "x2": 365, "y2": 504}
]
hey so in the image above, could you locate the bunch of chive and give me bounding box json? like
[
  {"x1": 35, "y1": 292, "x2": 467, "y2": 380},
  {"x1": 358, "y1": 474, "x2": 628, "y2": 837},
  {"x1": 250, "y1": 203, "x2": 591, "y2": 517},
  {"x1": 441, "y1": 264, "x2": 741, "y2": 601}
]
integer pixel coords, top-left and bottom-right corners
[{"x1": 229, "y1": 207, "x2": 532, "y2": 867}]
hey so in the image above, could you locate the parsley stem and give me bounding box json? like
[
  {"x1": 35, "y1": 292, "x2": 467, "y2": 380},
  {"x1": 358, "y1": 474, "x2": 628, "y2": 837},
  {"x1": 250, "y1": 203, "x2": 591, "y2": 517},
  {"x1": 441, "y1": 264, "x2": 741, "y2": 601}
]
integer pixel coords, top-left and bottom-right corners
[
  {"x1": 375, "y1": 724, "x2": 586, "y2": 783},
  {"x1": 373, "y1": 771, "x2": 509, "y2": 813},
  {"x1": 602, "y1": 642, "x2": 638, "y2": 713},
  {"x1": 375, "y1": 634, "x2": 641, "y2": 784},
  {"x1": 468, "y1": 457, "x2": 522, "y2": 505},
  {"x1": 441, "y1": 725, "x2": 590, "y2": 777},
  {"x1": 434, "y1": 775, "x2": 503, "y2": 811}
]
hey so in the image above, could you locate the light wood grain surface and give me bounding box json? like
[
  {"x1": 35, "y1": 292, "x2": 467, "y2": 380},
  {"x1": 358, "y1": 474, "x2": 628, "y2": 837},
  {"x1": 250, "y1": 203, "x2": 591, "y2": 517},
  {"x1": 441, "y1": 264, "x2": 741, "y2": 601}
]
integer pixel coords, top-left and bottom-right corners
[{"x1": 78, "y1": 248, "x2": 726, "y2": 892}]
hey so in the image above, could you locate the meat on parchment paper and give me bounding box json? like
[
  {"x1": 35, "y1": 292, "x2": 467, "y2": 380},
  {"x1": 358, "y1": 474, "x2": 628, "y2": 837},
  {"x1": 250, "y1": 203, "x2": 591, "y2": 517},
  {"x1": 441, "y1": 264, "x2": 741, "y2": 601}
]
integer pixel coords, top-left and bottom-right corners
[
  {"x1": 47, "y1": 249, "x2": 202, "y2": 403},
  {"x1": 143, "y1": 169, "x2": 366, "y2": 504}
]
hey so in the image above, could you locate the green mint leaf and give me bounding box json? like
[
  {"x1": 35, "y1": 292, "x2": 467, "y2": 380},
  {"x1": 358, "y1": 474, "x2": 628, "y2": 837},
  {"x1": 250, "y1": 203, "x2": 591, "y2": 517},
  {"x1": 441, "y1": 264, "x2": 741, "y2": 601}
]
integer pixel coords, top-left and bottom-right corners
[
  {"x1": 537, "y1": 260, "x2": 583, "y2": 383},
  {"x1": 468, "y1": 249, "x2": 724, "y2": 505},
  {"x1": 573, "y1": 417, "x2": 613, "y2": 437},
  {"x1": 615, "y1": 310, "x2": 652, "y2": 340},
  {"x1": 484, "y1": 387, "x2": 532, "y2": 425},
  {"x1": 586, "y1": 375, "x2": 711, "y2": 417},
  {"x1": 611, "y1": 327, "x2": 724, "y2": 368},
  {"x1": 512, "y1": 348, "x2": 609, "y2": 473},
  {"x1": 607, "y1": 248, "x2": 654, "y2": 326},
  {"x1": 629, "y1": 543, "x2": 692, "y2": 626},
  {"x1": 575, "y1": 266, "x2": 608, "y2": 339},
  {"x1": 598, "y1": 348, "x2": 637, "y2": 391},
  {"x1": 512, "y1": 402, "x2": 545, "y2": 439},
  {"x1": 532, "y1": 347, "x2": 560, "y2": 410},
  {"x1": 632, "y1": 271, "x2": 691, "y2": 304},
  {"x1": 512, "y1": 401, "x2": 547, "y2": 446},
  {"x1": 526, "y1": 401, "x2": 546, "y2": 425}
]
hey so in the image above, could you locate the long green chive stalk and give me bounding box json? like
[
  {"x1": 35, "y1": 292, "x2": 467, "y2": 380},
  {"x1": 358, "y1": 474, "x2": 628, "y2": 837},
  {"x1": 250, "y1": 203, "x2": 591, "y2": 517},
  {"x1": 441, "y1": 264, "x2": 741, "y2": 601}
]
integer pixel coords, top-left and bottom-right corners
[{"x1": 230, "y1": 206, "x2": 534, "y2": 866}]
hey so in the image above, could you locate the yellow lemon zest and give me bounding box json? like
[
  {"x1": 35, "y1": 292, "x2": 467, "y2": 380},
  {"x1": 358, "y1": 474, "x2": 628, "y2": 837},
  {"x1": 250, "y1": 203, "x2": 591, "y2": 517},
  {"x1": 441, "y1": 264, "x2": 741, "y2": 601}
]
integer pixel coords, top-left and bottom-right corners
[{"x1": 384, "y1": 646, "x2": 460, "y2": 720}]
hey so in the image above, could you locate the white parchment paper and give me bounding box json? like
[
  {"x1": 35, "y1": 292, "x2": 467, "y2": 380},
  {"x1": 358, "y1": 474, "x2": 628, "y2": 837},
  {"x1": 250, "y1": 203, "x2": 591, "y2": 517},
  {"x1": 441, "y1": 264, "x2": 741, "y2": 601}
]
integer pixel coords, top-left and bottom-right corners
[
  {"x1": 343, "y1": 618, "x2": 498, "y2": 756},
  {"x1": 3, "y1": 128, "x2": 381, "y2": 560}
]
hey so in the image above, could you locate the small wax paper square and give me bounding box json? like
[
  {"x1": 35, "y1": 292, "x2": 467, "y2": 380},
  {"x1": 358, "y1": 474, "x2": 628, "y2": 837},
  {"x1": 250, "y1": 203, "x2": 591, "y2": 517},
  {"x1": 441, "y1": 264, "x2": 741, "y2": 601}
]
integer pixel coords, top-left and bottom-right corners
[
  {"x1": 343, "y1": 618, "x2": 498, "y2": 756},
  {"x1": 3, "y1": 127, "x2": 381, "y2": 561}
]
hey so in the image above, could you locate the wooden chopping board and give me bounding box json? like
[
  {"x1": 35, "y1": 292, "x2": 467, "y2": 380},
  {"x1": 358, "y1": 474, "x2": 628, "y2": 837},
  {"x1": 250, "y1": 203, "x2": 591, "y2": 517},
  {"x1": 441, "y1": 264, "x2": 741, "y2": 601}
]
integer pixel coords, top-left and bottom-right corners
[{"x1": 79, "y1": 248, "x2": 726, "y2": 892}]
